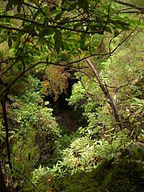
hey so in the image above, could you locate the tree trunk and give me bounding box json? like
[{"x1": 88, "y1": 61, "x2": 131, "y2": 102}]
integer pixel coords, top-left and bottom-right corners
[{"x1": 1, "y1": 97, "x2": 12, "y2": 170}]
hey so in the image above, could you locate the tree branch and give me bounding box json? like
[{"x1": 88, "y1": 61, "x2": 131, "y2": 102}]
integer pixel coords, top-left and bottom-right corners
[
  {"x1": 0, "y1": 24, "x2": 38, "y2": 36},
  {"x1": 0, "y1": 15, "x2": 103, "y2": 34},
  {"x1": 0, "y1": 25, "x2": 137, "y2": 99},
  {"x1": 85, "y1": 58, "x2": 121, "y2": 129},
  {"x1": 113, "y1": 0, "x2": 144, "y2": 11}
]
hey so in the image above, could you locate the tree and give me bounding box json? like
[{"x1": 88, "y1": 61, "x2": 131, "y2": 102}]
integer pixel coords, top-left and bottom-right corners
[
  {"x1": 0, "y1": 0, "x2": 144, "y2": 190},
  {"x1": 0, "y1": 0, "x2": 143, "y2": 97},
  {"x1": 0, "y1": 0, "x2": 143, "y2": 120}
]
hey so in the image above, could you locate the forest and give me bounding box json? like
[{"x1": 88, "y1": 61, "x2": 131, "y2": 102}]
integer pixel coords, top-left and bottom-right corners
[{"x1": 0, "y1": 0, "x2": 144, "y2": 191}]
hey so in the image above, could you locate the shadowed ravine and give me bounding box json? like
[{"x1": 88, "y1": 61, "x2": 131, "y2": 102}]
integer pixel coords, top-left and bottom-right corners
[{"x1": 44, "y1": 77, "x2": 86, "y2": 135}]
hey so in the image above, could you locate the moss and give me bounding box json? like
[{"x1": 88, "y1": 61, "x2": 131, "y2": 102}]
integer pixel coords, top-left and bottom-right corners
[
  {"x1": 54, "y1": 160, "x2": 144, "y2": 192},
  {"x1": 99, "y1": 160, "x2": 144, "y2": 192}
]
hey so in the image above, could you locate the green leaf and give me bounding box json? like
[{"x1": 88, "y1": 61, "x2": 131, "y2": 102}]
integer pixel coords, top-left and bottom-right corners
[
  {"x1": 6, "y1": 0, "x2": 13, "y2": 11},
  {"x1": 40, "y1": 27, "x2": 53, "y2": 37},
  {"x1": 114, "y1": 29, "x2": 119, "y2": 37},
  {"x1": 78, "y1": 0, "x2": 88, "y2": 12},
  {"x1": 60, "y1": 17, "x2": 70, "y2": 24},
  {"x1": 54, "y1": 29, "x2": 62, "y2": 53},
  {"x1": 55, "y1": 12, "x2": 63, "y2": 21},
  {"x1": 17, "y1": 2, "x2": 22, "y2": 13},
  {"x1": 133, "y1": 147, "x2": 139, "y2": 159},
  {"x1": 80, "y1": 33, "x2": 87, "y2": 50},
  {"x1": 89, "y1": 24, "x2": 97, "y2": 31},
  {"x1": 80, "y1": 52, "x2": 85, "y2": 59},
  {"x1": 8, "y1": 37, "x2": 12, "y2": 48},
  {"x1": 42, "y1": 6, "x2": 50, "y2": 16},
  {"x1": 33, "y1": 0, "x2": 39, "y2": 6},
  {"x1": 105, "y1": 26, "x2": 112, "y2": 33},
  {"x1": 65, "y1": 1, "x2": 77, "y2": 11},
  {"x1": 6, "y1": 0, "x2": 17, "y2": 11}
]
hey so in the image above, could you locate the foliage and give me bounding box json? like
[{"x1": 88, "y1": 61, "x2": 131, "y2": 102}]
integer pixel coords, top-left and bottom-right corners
[
  {"x1": 54, "y1": 160, "x2": 144, "y2": 192},
  {"x1": 0, "y1": 0, "x2": 144, "y2": 192},
  {"x1": 57, "y1": 129, "x2": 130, "y2": 174},
  {"x1": 25, "y1": 165, "x2": 53, "y2": 192},
  {"x1": 43, "y1": 65, "x2": 70, "y2": 101},
  {"x1": 2, "y1": 75, "x2": 61, "y2": 190}
]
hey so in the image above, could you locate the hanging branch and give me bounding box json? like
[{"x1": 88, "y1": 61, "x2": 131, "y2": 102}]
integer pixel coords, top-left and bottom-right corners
[{"x1": 85, "y1": 58, "x2": 121, "y2": 130}]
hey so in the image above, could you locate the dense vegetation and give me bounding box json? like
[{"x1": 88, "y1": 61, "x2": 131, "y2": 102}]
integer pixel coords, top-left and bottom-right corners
[{"x1": 0, "y1": 0, "x2": 144, "y2": 191}]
